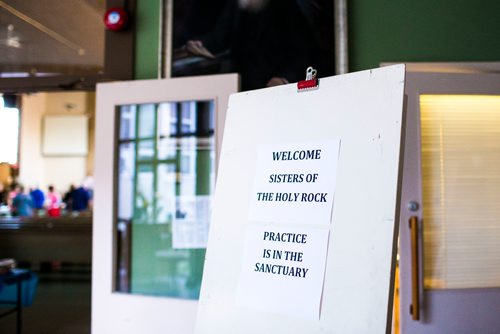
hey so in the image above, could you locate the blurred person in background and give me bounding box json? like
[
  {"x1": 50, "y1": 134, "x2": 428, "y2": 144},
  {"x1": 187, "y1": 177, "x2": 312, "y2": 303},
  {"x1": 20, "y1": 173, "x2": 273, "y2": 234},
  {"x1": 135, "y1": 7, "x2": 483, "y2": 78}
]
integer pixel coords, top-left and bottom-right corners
[
  {"x1": 0, "y1": 183, "x2": 10, "y2": 216},
  {"x1": 7, "y1": 183, "x2": 18, "y2": 209},
  {"x1": 63, "y1": 184, "x2": 75, "y2": 213},
  {"x1": 0, "y1": 183, "x2": 8, "y2": 205},
  {"x1": 82, "y1": 175, "x2": 94, "y2": 210},
  {"x1": 46, "y1": 185, "x2": 61, "y2": 217},
  {"x1": 30, "y1": 186, "x2": 45, "y2": 216},
  {"x1": 72, "y1": 185, "x2": 90, "y2": 213},
  {"x1": 12, "y1": 185, "x2": 33, "y2": 217}
]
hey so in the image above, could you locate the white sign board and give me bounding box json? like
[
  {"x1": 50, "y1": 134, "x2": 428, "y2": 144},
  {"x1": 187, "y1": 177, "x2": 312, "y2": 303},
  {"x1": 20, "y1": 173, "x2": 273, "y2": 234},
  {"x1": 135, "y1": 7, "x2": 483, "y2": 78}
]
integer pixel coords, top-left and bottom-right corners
[{"x1": 196, "y1": 65, "x2": 405, "y2": 334}]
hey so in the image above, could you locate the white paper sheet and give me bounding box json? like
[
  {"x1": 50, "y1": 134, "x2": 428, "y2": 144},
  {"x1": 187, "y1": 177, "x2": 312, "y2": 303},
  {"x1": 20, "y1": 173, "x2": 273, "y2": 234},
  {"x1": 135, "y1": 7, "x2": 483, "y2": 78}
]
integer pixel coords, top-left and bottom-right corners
[
  {"x1": 172, "y1": 195, "x2": 211, "y2": 249},
  {"x1": 236, "y1": 224, "x2": 330, "y2": 320},
  {"x1": 249, "y1": 140, "x2": 340, "y2": 225}
]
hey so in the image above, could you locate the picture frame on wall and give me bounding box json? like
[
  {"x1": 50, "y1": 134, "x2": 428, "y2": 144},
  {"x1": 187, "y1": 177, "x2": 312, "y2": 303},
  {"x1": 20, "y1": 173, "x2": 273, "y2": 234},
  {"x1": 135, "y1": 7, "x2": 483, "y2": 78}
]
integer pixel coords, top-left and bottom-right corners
[{"x1": 172, "y1": 0, "x2": 335, "y2": 91}]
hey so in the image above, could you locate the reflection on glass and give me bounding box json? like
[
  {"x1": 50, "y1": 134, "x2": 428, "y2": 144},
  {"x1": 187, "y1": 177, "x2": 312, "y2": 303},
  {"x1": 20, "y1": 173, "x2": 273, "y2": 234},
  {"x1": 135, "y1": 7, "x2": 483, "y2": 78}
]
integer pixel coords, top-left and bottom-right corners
[
  {"x1": 157, "y1": 138, "x2": 178, "y2": 161},
  {"x1": 119, "y1": 105, "x2": 136, "y2": 140},
  {"x1": 156, "y1": 164, "x2": 176, "y2": 224},
  {"x1": 138, "y1": 140, "x2": 155, "y2": 160},
  {"x1": 117, "y1": 143, "x2": 135, "y2": 220},
  {"x1": 116, "y1": 100, "x2": 215, "y2": 299},
  {"x1": 138, "y1": 104, "x2": 156, "y2": 138},
  {"x1": 135, "y1": 165, "x2": 154, "y2": 223},
  {"x1": 179, "y1": 102, "x2": 197, "y2": 134},
  {"x1": 158, "y1": 102, "x2": 175, "y2": 137}
]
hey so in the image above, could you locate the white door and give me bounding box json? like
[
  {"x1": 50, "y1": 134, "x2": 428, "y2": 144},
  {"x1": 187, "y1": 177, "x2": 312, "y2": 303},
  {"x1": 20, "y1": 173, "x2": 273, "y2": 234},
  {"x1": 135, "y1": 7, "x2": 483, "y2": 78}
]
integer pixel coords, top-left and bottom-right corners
[
  {"x1": 92, "y1": 74, "x2": 238, "y2": 334},
  {"x1": 399, "y1": 70, "x2": 500, "y2": 333}
]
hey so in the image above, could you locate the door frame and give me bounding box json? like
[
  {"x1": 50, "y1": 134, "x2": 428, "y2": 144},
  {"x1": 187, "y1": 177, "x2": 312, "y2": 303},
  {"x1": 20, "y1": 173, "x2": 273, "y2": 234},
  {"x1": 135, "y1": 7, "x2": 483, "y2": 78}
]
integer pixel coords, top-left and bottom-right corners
[{"x1": 92, "y1": 74, "x2": 239, "y2": 334}]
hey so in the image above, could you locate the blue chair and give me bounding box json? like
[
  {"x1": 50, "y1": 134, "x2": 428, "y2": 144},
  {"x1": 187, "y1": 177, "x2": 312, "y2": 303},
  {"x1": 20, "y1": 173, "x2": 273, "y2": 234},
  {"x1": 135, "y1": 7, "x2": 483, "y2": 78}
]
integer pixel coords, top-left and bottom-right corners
[
  {"x1": 0, "y1": 271, "x2": 38, "y2": 307},
  {"x1": 0, "y1": 269, "x2": 38, "y2": 334}
]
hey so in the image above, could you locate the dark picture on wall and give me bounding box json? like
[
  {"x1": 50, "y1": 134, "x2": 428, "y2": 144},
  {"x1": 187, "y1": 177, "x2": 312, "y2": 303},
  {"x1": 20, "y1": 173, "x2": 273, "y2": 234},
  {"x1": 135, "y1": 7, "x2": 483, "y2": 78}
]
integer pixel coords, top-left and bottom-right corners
[{"x1": 173, "y1": 0, "x2": 335, "y2": 91}]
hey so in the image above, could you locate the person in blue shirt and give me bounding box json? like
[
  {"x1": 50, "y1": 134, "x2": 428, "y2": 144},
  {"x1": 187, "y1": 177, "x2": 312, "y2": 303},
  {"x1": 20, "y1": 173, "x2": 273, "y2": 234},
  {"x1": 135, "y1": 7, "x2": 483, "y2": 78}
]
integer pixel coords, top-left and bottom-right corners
[
  {"x1": 72, "y1": 186, "x2": 90, "y2": 212},
  {"x1": 29, "y1": 187, "x2": 45, "y2": 215},
  {"x1": 12, "y1": 186, "x2": 33, "y2": 217}
]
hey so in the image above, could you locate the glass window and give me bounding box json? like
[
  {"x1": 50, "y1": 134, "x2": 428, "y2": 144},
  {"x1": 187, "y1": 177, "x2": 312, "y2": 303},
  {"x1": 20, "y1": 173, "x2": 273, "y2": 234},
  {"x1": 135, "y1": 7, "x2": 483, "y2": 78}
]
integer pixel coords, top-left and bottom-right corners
[
  {"x1": 135, "y1": 165, "x2": 155, "y2": 224},
  {"x1": 156, "y1": 163, "x2": 176, "y2": 224},
  {"x1": 138, "y1": 104, "x2": 156, "y2": 139},
  {"x1": 137, "y1": 140, "x2": 155, "y2": 161},
  {"x1": 157, "y1": 102, "x2": 175, "y2": 138},
  {"x1": 421, "y1": 95, "x2": 500, "y2": 290},
  {"x1": 0, "y1": 100, "x2": 19, "y2": 164},
  {"x1": 117, "y1": 143, "x2": 135, "y2": 220},
  {"x1": 115, "y1": 100, "x2": 215, "y2": 299},
  {"x1": 119, "y1": 105, "x2": 136, "y2": 140},
  {"x1": 157, "y1": 137, "x2": 178, "y2": 161}
]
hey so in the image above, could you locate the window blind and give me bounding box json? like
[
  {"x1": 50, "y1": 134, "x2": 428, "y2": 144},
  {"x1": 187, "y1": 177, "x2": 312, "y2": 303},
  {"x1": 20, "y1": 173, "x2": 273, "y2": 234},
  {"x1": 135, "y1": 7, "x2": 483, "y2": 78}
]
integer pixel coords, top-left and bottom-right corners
[{"x1": 421, "y1": 95, "x2": 500, "y2": 289}]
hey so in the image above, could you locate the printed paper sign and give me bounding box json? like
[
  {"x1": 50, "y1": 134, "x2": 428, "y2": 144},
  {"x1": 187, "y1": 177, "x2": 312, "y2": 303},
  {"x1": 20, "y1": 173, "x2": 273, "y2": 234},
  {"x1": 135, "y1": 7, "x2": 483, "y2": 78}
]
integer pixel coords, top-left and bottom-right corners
[
  {"x1": 249, "y1": 140, "x2": 340, "y2": 225},
  {"x1": 172, "y1": 195, "x2": 211, "y2": 249},
  {"x1": 236, "y1": 224, "x2": 330, "y2": 320}
]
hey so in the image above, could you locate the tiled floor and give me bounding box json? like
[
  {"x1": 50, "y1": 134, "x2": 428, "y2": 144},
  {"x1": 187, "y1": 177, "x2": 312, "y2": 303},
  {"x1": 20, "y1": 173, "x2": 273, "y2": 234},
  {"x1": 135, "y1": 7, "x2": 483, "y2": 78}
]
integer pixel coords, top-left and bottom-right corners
[{"x1": 0, "y1": 281, "x2": 90, "y2": 334}]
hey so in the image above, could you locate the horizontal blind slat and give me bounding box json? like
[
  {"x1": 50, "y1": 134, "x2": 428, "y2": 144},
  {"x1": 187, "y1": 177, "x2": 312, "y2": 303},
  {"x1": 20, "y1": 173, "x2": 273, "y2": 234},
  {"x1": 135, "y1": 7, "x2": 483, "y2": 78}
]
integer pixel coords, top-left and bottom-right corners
[{"x1": 420, "y1": 94, "x2": 500, "y2": 290}]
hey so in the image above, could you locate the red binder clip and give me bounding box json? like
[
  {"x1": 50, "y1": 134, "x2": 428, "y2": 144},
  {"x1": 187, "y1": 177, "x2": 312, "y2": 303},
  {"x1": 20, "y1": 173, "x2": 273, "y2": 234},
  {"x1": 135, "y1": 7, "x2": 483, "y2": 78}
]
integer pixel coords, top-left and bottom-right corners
[{"x1": 297, "y1": 66, "x2": 319, "y2": 92}]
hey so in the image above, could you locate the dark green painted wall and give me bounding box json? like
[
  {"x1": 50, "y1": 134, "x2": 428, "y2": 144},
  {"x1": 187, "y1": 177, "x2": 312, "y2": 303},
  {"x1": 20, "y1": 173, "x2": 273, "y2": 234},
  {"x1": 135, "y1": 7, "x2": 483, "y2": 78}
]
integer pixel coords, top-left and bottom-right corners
[
  {"x1": 134, "y1": 1, "x2": 500, "y2": 76},
  {"x1": 135, "y1": 0, "x2": 161, "y2": 79},
  {"x1": 349, "y1": 0, "x2": 500, "y2": 71}
]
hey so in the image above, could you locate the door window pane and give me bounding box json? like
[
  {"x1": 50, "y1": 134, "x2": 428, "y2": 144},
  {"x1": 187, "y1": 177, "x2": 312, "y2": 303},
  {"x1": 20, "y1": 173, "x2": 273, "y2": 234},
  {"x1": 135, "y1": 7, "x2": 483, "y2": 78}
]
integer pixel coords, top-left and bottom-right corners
[
  {"x1": 158, "y1": 102, "x2": 175, "y2": 138},
  {"x1": 116, "y1": 100, "x2": 215, "y2": 299},
  {"x1": 421, "y1": 95, "x2": 500, "y2": 289},
  {"x1": 138, "y1": 104, "x2": 156, "y2": 138},
  {"x1": 119, "y1": 105, "x2": 136, "y2": 140},
  {"x1": 158, "y1": 138, "x2": 178, "y2": 161},
  {"x1": 117, "y1": 143, "x2": 135, "y2": 220},
  {"x1": 156, "y1": 163, "x2": 176, "y2": 224},
  {"x1": 137, "y1": 140, "x2": 155, "y2": 161},
  {"x1": 135, "y1": 165, "x2": 154, "y2": 223}
]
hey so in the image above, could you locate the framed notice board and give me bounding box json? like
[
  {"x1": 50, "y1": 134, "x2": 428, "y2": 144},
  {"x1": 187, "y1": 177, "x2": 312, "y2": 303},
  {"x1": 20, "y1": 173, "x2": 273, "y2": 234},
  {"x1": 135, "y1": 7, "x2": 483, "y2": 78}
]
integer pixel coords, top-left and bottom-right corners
[{"x1": 195, "y1": 65, "x2": 406, "y2": 333}]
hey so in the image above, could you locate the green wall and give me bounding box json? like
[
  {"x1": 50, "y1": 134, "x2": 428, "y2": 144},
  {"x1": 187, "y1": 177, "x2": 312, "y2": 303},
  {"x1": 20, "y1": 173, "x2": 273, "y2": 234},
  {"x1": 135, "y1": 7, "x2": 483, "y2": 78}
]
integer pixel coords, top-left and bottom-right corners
[
  {"x1": 134, "y1": 1, "x2": 500, "y2": 76},
  {"x1": 135, "y1": 0, "x2": 161, "y2": 79},
  {"x1": 349, "y1": 0, "x2": 500, "y2": 71}
]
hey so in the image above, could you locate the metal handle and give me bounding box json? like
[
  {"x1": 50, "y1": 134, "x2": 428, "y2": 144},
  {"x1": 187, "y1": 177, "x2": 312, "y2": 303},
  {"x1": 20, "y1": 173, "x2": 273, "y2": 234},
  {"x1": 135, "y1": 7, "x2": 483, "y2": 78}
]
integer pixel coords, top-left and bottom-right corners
[{"x1": 409, "y1": 216, "x2": 420, "y2": 320}]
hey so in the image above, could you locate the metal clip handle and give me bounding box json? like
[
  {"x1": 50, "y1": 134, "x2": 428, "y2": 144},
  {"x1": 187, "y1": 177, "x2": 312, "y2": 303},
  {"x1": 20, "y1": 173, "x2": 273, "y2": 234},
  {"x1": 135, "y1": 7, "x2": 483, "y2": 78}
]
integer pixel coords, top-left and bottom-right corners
[
  {"x1": 298, "y1": 66, "x2": 319, "y2": 91},
  {"x1": 305, "y1": 66, "x2": 317, "y2": 81}
]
